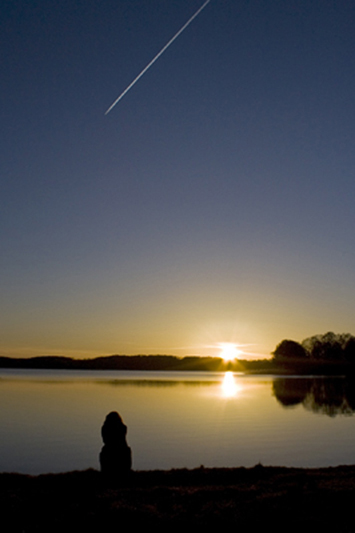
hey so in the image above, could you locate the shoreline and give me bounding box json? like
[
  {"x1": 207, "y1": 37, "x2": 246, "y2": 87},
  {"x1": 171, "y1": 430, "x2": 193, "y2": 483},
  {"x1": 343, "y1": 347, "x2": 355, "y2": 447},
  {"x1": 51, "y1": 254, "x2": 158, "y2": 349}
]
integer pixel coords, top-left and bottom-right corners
[
  {"x1": 2, "y1": 464, "x2": 355, "y2": 531},
  {"x1": 2, "y1": 354, "x2": 355, "y2": 375}
]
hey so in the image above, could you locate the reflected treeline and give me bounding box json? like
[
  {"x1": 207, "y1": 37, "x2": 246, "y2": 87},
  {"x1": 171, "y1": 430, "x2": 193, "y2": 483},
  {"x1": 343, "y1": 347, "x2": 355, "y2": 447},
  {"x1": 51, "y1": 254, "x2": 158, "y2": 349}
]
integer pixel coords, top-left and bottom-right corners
[
  {"x1": 273, "y1": 377, "x2": 355, "y2": 417},
  {"x1": 95, "y1": 379, "x2": 219, "y2": 388}
]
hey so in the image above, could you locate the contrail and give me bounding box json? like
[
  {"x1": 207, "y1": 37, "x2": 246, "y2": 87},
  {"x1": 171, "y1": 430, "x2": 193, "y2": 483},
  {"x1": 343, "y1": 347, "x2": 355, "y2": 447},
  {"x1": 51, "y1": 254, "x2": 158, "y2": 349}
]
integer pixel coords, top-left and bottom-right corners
[{"x1": 105, "y1": 0, "x2": 211, "y2": 114}]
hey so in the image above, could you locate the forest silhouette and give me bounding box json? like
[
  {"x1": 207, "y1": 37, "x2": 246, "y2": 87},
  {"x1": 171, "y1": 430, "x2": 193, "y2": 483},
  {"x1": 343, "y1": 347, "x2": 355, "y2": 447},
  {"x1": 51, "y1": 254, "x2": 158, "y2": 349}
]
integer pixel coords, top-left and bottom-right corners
[{"x1": 2, "y1": 332, "x2": 355, "y2": 374}]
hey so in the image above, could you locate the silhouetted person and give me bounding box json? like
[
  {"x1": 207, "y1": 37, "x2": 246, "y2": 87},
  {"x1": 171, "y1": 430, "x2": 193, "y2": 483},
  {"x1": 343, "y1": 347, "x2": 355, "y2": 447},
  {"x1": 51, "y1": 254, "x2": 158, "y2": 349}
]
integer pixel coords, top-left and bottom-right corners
[{"x1": 100, "y1": 411, "x2": 132, "y2": 481}]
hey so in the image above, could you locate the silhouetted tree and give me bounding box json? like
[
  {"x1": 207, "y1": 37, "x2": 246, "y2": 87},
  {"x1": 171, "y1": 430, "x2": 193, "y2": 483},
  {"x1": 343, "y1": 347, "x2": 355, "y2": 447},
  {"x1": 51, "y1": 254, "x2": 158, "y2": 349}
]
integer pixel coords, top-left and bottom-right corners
[
  {"x1": 272, "y1": 340, "x2": 308, "y2": 361},
  {"x1": 302, "y1": 332, "x2": 352, "y2": 361},
  {"x1": 344, "y1": 336, "x2": 355, "y2": 363}
]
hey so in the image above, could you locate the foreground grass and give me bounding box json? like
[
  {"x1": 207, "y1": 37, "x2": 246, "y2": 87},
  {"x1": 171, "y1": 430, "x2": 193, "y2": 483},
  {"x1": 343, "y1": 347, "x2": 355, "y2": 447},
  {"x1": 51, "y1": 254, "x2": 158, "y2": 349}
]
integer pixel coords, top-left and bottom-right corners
[{"x1": 2, "y1": 465, "x2": 355, "y2": 532}]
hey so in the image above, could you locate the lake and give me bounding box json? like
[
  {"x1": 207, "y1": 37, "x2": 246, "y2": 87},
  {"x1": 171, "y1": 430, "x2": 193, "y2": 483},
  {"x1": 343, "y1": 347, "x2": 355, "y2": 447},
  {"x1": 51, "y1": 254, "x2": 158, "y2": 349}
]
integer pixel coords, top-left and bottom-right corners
[{"x1": 1, "y1": 369, "x2": 355, "y2": 474}]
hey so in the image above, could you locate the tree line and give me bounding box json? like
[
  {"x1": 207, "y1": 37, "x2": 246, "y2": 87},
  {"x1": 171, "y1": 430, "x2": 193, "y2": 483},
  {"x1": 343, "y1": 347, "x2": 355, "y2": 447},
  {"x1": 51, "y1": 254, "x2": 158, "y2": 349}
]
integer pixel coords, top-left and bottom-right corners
[
  {"x1": 273, "y1": 332, "x2": 355, "y2": 363},
  {"x1": 0, "y1": 355, "x2": 236, "y2": 371}
]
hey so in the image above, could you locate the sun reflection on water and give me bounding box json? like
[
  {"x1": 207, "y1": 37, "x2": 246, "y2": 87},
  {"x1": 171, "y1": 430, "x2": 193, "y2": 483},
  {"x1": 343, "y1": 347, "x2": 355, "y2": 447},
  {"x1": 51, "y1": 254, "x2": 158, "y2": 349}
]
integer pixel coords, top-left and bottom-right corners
[{"x1": 221, "y1": 371, "x2": 240, "y2": 398}]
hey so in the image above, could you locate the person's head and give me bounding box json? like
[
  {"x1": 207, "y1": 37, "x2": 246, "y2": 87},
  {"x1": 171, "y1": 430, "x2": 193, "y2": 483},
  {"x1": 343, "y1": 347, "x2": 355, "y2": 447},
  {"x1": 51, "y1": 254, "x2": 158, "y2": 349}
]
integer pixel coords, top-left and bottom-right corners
[{"x1": 105, "y1": 411, "x2": 124, "y2": 425}]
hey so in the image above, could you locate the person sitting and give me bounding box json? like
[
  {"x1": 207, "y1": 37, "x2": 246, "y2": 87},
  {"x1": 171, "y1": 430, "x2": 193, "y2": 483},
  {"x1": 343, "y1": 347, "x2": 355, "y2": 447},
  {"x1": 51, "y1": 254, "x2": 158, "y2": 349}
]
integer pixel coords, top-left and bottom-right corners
[{"x1": 99, "y1": 411, "x2": 132, "y2": 480}]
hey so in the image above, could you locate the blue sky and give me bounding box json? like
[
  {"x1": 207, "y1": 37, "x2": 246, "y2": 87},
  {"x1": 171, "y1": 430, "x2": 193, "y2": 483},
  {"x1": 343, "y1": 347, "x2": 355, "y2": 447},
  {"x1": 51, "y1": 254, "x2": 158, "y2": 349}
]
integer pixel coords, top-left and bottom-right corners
[{"x1": 1, "y1": 0, "x2": 355, "y2": 358}]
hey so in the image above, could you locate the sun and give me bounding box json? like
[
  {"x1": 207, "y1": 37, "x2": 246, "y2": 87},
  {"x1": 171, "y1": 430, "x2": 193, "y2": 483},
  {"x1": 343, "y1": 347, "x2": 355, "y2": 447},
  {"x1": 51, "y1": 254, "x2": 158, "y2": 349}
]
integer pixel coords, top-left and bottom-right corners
[{"x1": 219, "y1": 343, "x2": 243, "y2": 362}]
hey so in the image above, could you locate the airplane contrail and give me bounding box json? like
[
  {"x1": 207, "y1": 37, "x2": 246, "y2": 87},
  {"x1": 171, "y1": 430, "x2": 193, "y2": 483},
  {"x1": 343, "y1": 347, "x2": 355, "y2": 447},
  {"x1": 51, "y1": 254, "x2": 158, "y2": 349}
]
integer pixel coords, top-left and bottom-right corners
[{"x1": 105, "y1": 0, "x2": 211, "y2": 114}]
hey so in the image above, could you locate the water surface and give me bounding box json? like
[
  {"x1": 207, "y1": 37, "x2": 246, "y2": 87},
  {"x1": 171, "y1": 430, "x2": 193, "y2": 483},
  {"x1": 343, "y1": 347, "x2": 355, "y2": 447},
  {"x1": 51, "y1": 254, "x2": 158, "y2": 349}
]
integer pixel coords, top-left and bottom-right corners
[{"x1": 1, "y1": 369, "x2": 354, "y2": 474}]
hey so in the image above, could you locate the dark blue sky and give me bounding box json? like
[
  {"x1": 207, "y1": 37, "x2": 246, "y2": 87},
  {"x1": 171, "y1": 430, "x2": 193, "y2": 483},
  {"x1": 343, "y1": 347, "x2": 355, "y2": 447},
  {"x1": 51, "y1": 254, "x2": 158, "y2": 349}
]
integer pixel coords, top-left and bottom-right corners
[{"x1": 2, "y1": 0, "x2": 355, "y2": 358}]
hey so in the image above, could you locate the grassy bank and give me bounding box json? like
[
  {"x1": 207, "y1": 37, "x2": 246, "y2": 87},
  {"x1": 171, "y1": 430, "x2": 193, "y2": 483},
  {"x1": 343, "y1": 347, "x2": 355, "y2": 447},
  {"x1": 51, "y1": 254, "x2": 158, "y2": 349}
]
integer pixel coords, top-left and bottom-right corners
[{"x1": 2, "y1": 465, "x2": 355, "y2": 532}]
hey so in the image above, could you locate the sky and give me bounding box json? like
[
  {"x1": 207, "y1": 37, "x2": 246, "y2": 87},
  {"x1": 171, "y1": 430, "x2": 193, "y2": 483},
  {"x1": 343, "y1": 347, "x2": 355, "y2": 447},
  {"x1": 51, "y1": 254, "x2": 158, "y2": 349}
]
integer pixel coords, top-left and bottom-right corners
[{"x1": 1, "y1": 0, "x2": 355, "y2": 359}]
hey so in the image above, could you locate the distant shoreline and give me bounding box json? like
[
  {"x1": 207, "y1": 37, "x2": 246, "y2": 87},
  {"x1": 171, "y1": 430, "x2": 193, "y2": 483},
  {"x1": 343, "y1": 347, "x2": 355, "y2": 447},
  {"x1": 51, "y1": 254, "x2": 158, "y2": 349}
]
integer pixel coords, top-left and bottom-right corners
[
  {"x1": 0, "y1": 354, "x2": 271, "y2": 372},
  {"x1": 1, "y1": 354, "x2": 355, "y2": 375},
  {"x1": 2, "y1": 465, "x2": 355, "y2": 530}
]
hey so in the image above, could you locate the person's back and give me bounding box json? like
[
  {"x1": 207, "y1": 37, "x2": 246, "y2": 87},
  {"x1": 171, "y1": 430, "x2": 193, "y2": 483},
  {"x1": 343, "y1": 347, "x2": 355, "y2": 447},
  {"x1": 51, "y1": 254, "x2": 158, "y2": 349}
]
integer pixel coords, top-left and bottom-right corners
[{"x1": 99, "y1": 411, "x2": 132, "y2": 480}]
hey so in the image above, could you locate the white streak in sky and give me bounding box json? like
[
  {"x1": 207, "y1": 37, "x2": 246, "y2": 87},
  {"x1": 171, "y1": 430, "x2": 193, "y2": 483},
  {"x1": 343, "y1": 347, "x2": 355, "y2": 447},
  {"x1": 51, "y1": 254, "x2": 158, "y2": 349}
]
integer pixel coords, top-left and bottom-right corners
[{"x1": 105, "y1": 0, "x2": 211, "y2": 114}]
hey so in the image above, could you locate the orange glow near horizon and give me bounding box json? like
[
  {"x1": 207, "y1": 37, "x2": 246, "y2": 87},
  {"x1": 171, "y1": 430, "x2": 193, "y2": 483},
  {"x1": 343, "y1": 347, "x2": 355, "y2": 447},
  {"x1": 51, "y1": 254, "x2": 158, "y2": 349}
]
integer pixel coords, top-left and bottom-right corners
[{"x1": 219, "y1": 342, "x2": 243, "y2": 362}]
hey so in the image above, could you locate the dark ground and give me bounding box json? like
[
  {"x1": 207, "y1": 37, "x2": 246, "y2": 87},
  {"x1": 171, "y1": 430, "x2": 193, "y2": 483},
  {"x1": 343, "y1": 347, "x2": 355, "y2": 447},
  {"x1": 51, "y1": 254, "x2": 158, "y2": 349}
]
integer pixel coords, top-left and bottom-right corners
[{"x1": 2, "y1": 465, "x2": 355, "y2": 532}]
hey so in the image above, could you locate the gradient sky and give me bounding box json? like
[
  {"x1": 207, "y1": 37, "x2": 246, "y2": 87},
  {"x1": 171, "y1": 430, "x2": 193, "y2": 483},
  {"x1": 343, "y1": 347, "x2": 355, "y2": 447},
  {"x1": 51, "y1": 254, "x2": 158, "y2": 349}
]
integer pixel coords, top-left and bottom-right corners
[{"x1": 2, "y1": 0, "x2": 355, "y2": 359}]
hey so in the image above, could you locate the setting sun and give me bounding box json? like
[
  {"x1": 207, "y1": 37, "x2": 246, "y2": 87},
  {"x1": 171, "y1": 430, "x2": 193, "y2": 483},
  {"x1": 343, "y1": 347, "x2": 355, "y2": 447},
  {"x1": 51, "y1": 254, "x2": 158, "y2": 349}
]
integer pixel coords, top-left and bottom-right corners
[{"x1": 219, "y1": 343, "x2": 243, "y2": 361}]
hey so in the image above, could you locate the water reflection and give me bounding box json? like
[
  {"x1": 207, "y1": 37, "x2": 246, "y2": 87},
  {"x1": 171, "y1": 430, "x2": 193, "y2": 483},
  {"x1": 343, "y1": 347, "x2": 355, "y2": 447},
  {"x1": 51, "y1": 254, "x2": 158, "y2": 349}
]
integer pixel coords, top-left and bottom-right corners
[
  {"x1": 221, "y1": 371, "x2": 239, "y2": 398},
  {"x1": 2, "y1": 370, "x2": 355, "y2": 473},
  {"x1": 273, "y1": 377, "x2": 355, "y2": 417},
  {"x1": 96, "y1": 379, "x2": 218, "y2": 388}
]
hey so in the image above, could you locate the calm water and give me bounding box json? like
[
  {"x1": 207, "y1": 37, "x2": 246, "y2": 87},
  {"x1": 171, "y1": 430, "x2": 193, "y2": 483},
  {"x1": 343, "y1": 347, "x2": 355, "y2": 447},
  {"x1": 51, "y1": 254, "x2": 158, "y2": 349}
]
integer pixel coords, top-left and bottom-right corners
[{"x1": 1, "y1": 369, "x2": 355, "y2": 474}]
